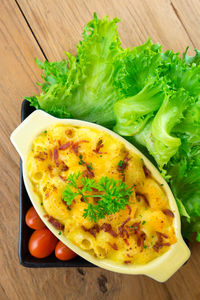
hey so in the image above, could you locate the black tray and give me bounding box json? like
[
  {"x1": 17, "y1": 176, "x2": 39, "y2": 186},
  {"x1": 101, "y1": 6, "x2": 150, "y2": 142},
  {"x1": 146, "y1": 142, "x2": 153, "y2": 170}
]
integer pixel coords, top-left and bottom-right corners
[{"x1": 19, "y1": 100, "x2": 95, "y2": 267}]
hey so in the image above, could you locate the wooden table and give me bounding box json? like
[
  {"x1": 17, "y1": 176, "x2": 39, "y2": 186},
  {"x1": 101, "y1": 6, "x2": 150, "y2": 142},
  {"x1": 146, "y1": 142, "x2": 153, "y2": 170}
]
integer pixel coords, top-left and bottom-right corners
[{"x1": 1, "y1": 1, "x2": 200, "y2": 299}]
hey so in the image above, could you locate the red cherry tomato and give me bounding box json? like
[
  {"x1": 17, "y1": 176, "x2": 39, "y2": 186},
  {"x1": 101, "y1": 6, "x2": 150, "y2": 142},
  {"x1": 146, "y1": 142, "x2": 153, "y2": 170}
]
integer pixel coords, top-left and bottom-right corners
[
  {"x1": 28, "y1": 228, "x2": 58, "y2": 258},
  {"x1": 55, "y1": 241, "x2": 77, "y2": 261},
  {"x1": 25, "y1": 206, "x2": 45, "y2": 230}
]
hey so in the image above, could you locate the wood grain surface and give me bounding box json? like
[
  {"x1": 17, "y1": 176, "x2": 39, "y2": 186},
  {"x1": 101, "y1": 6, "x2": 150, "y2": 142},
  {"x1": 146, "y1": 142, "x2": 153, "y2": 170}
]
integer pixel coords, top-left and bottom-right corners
[{"x1": 1, "y1": 0, "x2": 200, "y2": 299}]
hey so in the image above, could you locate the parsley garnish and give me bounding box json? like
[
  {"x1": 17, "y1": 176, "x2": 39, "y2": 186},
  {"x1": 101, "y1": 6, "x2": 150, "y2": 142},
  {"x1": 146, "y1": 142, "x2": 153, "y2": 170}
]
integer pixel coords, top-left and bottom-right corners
[
  {"x1": 58, "y1": 231, "x2": 62, "y2": 235},
  {"x1": 78, "y1": 154, "x2": 86, "y2": 165},
  {"x1": 118, "y1": 160, "x2": 125, "y2": 167},
  {"x1": 142, "y1": 220, "x2": 146, "y2": 225},
  {"x1": 62, "y1": 171, "x2": 134, "y2": 222},
  {"x1": 87, "y1": 163, "x2": 93, "y2": 170},
  {"x1": 144, "y1": 245, "x2": 147, "y2": 249}
]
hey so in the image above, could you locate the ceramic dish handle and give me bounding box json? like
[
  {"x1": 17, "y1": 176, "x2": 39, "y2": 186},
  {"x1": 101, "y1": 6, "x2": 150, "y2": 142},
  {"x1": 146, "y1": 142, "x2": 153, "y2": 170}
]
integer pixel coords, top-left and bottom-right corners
[
  {"x1": 145, "y1": 237, "x2": 190, "y2": 282},
  {"x1": 10, "y1": 110, "x2": 56, "y2": 160}
]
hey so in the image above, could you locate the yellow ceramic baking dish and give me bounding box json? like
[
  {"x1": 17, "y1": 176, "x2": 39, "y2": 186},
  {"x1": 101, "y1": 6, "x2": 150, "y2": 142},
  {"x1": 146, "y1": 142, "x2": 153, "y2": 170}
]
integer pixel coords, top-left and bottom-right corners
[{"x1": 10, "y1": 110, "x2": 190, "y2": 282}]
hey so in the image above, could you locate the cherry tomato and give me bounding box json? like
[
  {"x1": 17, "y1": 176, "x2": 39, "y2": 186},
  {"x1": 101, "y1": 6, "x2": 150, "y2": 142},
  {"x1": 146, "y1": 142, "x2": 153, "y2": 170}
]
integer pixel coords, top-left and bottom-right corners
[
  {"x1": 28, "y1": 228, "x2": 58, "y2": 258},
  {"x1": 25, "y1": 206, "x2": 45, "y2": 230},
  {"x1": 55, "y1": 241, "x2": 77, "y2": 261}
]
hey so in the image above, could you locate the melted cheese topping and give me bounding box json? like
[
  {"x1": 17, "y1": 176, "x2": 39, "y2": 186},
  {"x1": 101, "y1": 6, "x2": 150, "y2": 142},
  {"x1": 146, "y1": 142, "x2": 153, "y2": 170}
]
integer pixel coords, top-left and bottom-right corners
[{"x1": 27, "y1": 124, "x2": 177, "y2": 265}]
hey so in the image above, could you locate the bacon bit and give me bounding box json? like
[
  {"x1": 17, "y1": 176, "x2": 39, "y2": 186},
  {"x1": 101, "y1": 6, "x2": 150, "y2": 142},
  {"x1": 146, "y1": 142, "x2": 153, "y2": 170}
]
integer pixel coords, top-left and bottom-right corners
[
  {"x1": 71, "y1": 140, "x2": 89, "y2": 155},
  {"x1": 108, "y1": 242, "x2": 118, "y2": 250},
  {"x1": 45, "y1": 192, "x2": 49, "y2": 198},
  {"x1": 117, "y1": 152, "x2": 130, "y2": 172},
  {"x1": 43, "y1": 214, "x2": 48, "y2": 218},
  {"x1": 59, "y1": 175, "x2": 67, "y2": 182},
  {"x1": 34, "y1": 156, "x2": 45, "y2": 161},
  {"x1": 52, "y1": 185, "x2": 57, "y2": 191},
  {"x1": 126, "y1": 205, "x2": 132, "y2": 215},
  {"x1": 34, "y1": 152, "x2": 46, "y2": 161},
  {"x1": 93, "y1": 139, "x2": 104, "y2": 154},
  {"x1": 143, "y1": 165, "x2": 151, "y2": 177},
  {"x1": 62, "y1": 198, "x2": 67, "y2": 206},
  {"x1": 124, "y1": 260, "x2": 131, "y2": 264},
  {"x1": 131, "y1": 221, "x2": 141, "y2": 234},
  {"x1": 127, "y1": 254, "x2": 133, "y2": 258},
  {"x1": 48, "y1": 164, "x2": 52, "y2": 171},
  {"x1": 71, "y1": 143, "x2": 79, "y2": 155},
  {"x1": 58, "y1": 140, "x2": 61, "y2": 146},
  {"x1": 101, "y1": 223, "x2": 118, "y2": 237},
  {"x1": 121, "y1": 173, "x2": 125, "y2": 182},
  {"x1": 123, "y1": 229, "x2": 129, "y2": 239},
  {"x1": 124, "y1": 155, "x2": 130, "y2": 164},
  {"x1": 153, "y1": 244, "x2": 160, "y2": 253},
  {"x1": 49, "y1": 150, "x2": 53, "y2": 160},
  {"x1": 82, "y1": 165, "x2": 94, "y2": 178},
  {"x1": 65, "y1": 129, "x2": 74, "y2": 137},
  {"x1": 118, "y1": 218, "x2": 131, "y2": 238},
  {"x1": 82, "y1": 224, "x2": 100, "y2": 238},
  {"x1": 162, "y1": 243, "x2": 171, "y2": 247},
  {"x1": 109, "y1": 230, "x2": 118, "y2": 238},
  {"x1": 87, "y1": 165, "x2": 94, "y2": 177},
  {"x1": 87, "y1": 224, "x2": 100, "y2": 239},
  {"x1": 120, "y1": 217, "x2": 131, "y2": 228},
  {"x1": 144, "y1": 197, "x2": 150, "y2": 206},
  {"x1": 137, "y1": 237, "x2": 141, "y2": 247},
  {"x1": 80, "y1": 196, "x2": 84, "y2": 202},
  {"x1": 59, "y1": 142, "x2": 71, "y2": 150},
  {"x1": 123, "y1": 239, "x2": 130, "y2": 246},
  {"x1": 48, "y1": 216, "x2": 64, "y2": 230},
  {"x1": 119, "y1": 227, "x2": 124, "y2": 238},
  {"x1": 153, "y1": 232, "x2": 170, "y2": 252},
  {"x1": 54, "y1": 148, "x2": 59, "y2": 166},
  {"x1": 156, "y1": 231, "x2": 168, "y2": 239},
  {"x1": 137, "y1": 232, "x2": 146, "y2": 251},
  {"x1": 136, "y1": 193, "x2": 149, "y2": 206},
  {"x1": 101, "y1": 223, "x2": 112, "y2": 232},
  {"x1": 162, "y1": 209, "x2": 174, "y2": 218},
  {"x1": 91, "y1": 187, "x2": 99, "y2": 192},
  {"x1": 60, "y1": 162, "x2": 69, "y2": 172}
]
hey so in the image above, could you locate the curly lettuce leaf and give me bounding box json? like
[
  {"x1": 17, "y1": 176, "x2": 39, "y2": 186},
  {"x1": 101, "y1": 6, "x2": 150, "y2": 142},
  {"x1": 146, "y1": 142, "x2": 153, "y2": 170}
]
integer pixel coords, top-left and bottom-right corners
[
  {"x1": 166, "y1": 100, "x2": 200, "y2": 239},
  {"x1": 61, "y1": 13, "x2": 123, "y2": 127},
  {"x1": 114, "y1": 79, "x2": 164, "y2": 135},
  {"x1": 28, "y1": 13, "x2": 124, "y2": 127},
  {"x1": 115, "y1": 39, "x2": 162, "y2": 97},
  {"x1": 183, "y1": 47, "x2": 200, "y2": 66},
  {"x1": 150, "y1": 89, "x2": 191, "y2": 167},
  {"x1": 113, "y1": 40, "x2": 164, "y2": 135},
  {"x1": 160, "y1": 50, "x2": 200, "y2": 97}
]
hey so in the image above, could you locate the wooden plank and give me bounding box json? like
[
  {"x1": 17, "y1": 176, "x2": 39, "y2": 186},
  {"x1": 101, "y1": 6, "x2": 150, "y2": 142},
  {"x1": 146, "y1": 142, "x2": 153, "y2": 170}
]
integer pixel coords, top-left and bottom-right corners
[
  {"x1": 0, "y1": 0, "x2": 44, "y2": 299},
  {"x1": 171, "y1": 0, "x2": 200, "y2": 50},
  {"x1": 1, "y1": 0, "x2": 200, "y2": 299},
  {"x1": 17, "y1": 0, "x2": 195, "y2": 62}
]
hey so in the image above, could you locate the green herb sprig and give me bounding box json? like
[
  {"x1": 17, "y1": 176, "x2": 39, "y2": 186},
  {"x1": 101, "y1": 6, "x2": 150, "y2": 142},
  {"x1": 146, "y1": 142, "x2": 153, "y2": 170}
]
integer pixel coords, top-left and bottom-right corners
[{"x1": 62, "y1": 172, "x2": 134, "y2": 222}]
